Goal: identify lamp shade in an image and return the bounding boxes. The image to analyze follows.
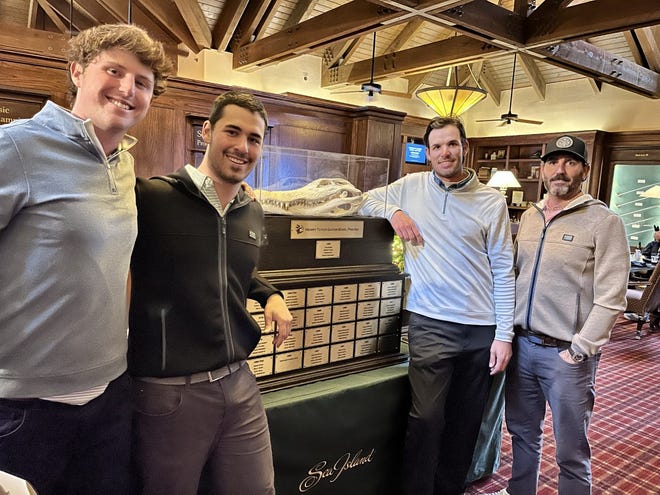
[487,170,521,191]
[416,85,487,117]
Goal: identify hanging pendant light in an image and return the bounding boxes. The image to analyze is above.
[416,65,487,117]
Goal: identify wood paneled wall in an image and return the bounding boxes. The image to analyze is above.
[0,50,408,182]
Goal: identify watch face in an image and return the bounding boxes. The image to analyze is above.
[569,348,586,362]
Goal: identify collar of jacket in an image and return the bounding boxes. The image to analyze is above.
[433,168,476,191]
[154,167,253,209]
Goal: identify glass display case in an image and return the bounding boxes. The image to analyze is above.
[249,145,390,217]
[245,146,406,391]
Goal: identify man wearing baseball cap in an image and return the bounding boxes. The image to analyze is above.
[488,135,630,494]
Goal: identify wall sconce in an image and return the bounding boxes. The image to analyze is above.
[487,170,521,199]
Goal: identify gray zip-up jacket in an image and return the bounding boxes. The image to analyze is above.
[0,101,137,397]
[514,195,629,357]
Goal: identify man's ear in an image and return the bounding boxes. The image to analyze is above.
[69,62,83,88]
[201,120,212,144]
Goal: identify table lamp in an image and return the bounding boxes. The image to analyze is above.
[487,170,521,200]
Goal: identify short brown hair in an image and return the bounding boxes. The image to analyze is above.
[423,116,468,148]
[208,91,268,129]
[68,23,172,100]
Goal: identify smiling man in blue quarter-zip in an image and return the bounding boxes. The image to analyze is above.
[489,135,630,495]
[0,24,171,495]
[128,91,292,495]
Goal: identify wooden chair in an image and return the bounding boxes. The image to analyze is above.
[625,262,660,339]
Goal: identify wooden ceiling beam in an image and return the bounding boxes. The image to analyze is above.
[430,0,525,47]
[518,53,545,100]
[213,0,249,51]
[232,0,272,48]
[233,0,402,70]
[34,0,69,33]
[134,0,201,52]
[473,60,500,106]
[525,0,660,47]
[282,0,318,29]
[322,39,360,68]
[72,0,124,25]
[635,26,660,72]
[321,35,500,87]
[172,0,212,49]
[405,72,427,97]
[538,40,660,98]
[385,18,423,53]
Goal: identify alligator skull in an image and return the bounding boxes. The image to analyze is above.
[256,178,366,216]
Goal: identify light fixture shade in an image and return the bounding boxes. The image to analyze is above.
[416,85,487,117]
[487,170,521,190]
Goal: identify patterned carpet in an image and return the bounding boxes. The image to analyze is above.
[466,317,660,495]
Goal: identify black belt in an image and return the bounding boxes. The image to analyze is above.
[135,361,246,385]
[515,327,570,348]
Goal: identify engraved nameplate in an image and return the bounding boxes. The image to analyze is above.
[357,300,379,320]
[248,356,273,377]
[331,322,356,343]
[358,282,381,300]
[330,342,355,362]
[303,347,330,368]
[251,313,266,331]
[332,303,357,323]
[305,306,332,327]
[307,286,333,306]
[304,326,331,347]
[356,319,378,338]
[290,309,305,330]
[382,280,403,298]
[380,298,402,316]
[282,288,306,308]
[333,284,358,303]
[290,219,364,239]
[275,329,304,352]
[274,351,303,373]
[246,298,261,313]
[251,335,274,357]
[355,337,378,357]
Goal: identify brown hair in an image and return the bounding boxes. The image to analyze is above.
[423,116,468,147]
[68,23,172,100]
[208,91,268,129]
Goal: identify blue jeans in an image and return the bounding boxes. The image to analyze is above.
[505,336,600,495]
[131,364,274,495]
[0,373,131,495]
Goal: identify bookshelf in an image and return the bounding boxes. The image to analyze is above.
[468,131,600,221]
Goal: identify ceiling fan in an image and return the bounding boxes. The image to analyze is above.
[332,32,389,100]
[476,53,543,126]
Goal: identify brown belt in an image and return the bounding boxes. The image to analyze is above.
[135,360,246,385]
[515,327,570,348]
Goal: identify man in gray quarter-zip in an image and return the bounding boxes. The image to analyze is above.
[0,24,171,495]
[128,91,292,495]
[360,116,515,495]
[491,135,630,495]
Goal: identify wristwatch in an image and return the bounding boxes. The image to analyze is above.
[568,347,587,363]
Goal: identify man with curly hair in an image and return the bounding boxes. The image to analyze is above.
[0,24,171,494]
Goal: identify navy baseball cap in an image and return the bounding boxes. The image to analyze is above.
[541,135,588,164]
